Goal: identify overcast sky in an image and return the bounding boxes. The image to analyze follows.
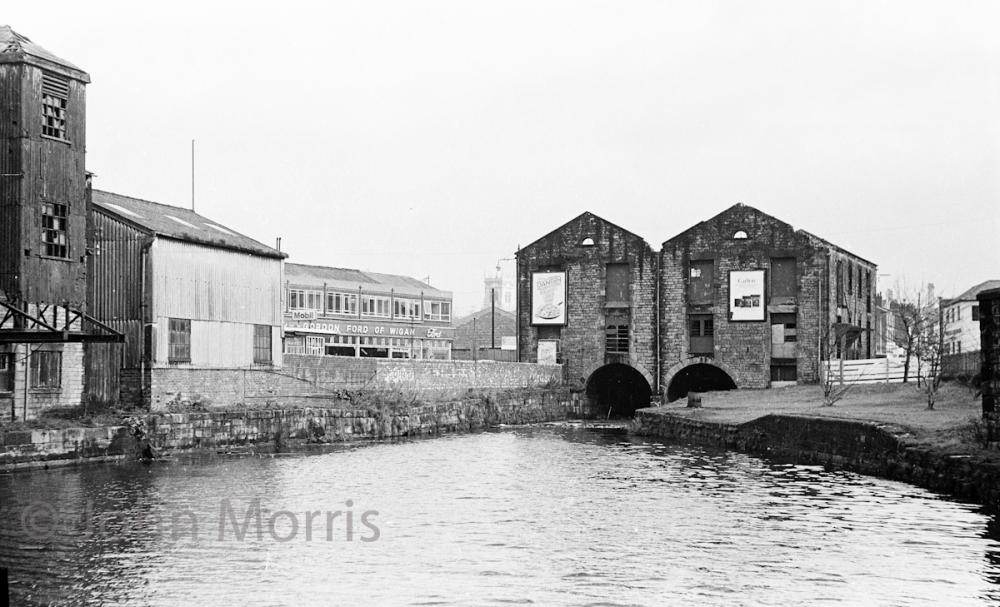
[8,1,999,313]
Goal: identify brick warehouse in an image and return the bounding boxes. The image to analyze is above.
[517,212,658,417]
[517,205,876,415]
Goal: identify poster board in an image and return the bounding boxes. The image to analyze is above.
[531,271,567,325]
[537,340,559,365]
[729,270,766,321]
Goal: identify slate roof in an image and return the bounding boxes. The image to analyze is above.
[947,280,1000,304]
[92,190,285,259]
[0,25,88,78]
[285,263,451,299]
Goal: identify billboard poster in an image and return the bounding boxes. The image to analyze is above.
[729,270,766,321]
[531,271,567,325]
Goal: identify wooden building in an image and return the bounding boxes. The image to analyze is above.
[90,191,286,406]
[283,263,454,360]
[0,27,122,420]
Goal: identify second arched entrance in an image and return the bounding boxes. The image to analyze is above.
[666,363,737,402]
[585,363,652,419]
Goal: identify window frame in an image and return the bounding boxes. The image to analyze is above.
[30,350,62,390]
[41,201,69,258]
[253,324,272,365]
[41,72,70,141]
[167,318,192,363]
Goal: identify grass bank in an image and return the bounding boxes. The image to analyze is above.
[663,382,986,455]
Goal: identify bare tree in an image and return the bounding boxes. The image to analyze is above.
[890,282,938,384]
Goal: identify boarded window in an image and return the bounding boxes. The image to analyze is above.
[771,312,797,359]
[770,258,796,303]
[253,325,272,364]
[30,350,61,389]
[605,263,630,305]
[41,202,69,258]
[688,260,714,305]
[168,318,191,363]
[41,73,69,140]
[689,314,714,355]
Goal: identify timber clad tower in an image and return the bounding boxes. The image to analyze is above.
[0,27,121,420]
[0,25,90,307]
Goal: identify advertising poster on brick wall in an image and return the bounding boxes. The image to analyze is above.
[531,271,567,325]
[729,270,765,321]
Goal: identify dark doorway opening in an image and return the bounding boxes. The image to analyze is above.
[585,363,652,419]
[666,364,737,402]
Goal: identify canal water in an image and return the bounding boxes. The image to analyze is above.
[3,425,1000,606]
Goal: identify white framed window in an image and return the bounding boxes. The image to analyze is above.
[424,301,452,322]
[361,295,391,318]
[289,289,322,311]
[393,298,421,320]
[326,292,358,316]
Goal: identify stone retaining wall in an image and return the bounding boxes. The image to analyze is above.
[634,408,1000,512]
[1,389,581,470]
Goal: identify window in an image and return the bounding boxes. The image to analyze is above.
[0,352,13,392]
[957,341,962,353]
[391,338,412,359]
[847,261,853,294]
[325,334,357,357]
[424,300,452,322]
[770,359,797,382]
[168,318,191,363]
[866,270,872,312]
[690,315,714,355]
[605,263,630,305]
[326,292,358,316]
[361,295,391,318]
[284,336,305,355]
[41,202,69,258]
[770,258,796,303]
[288,289,322,310]
[359,336,391,358]
[771,313,797,359]
[306,336,324,356]
[836,260,844,305]
[30,350,61,389]
[973,305,981,322]
[393,298,421,320]
[253,325,272,364]
[41,73,69,140]
[605,324,629,353]
[688,260,714,305]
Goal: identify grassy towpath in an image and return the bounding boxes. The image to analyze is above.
[656,382,986,454]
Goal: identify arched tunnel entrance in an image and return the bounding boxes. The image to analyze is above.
[666,363,737,402]
[585,363,652,419]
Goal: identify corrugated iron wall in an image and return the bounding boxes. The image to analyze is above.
[88,209,145,367]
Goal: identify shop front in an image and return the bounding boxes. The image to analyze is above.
[284,318,454,360]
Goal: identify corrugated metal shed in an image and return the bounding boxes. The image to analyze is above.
[92,190,285,259]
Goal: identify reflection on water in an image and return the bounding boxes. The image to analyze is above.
[2,426,1000,606]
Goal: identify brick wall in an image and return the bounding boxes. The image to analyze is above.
[144,356,562,411]
[516,212,657,391]
[5,343,85,420]
[660,204,875,392]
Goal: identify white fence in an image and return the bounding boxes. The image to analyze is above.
[822,357,909,384]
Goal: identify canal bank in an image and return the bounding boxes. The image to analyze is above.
[633,407,1000,512]
[0,388,581,471]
